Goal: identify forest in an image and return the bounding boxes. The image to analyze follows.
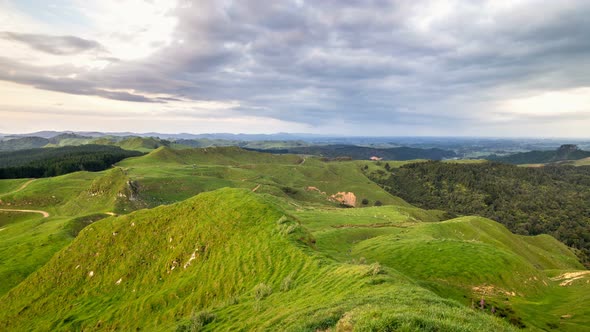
[249,144,457,160]
[486,144,590,164]
[0,145,143,179]
[370,161,590,265]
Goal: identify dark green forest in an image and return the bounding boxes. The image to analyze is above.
[249,144,457,160]
[486,144,590,164]
[0,145,143,179]
[369,161,590,265]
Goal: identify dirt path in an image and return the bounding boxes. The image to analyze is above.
[0,179,36,197]
[0,208,49,218]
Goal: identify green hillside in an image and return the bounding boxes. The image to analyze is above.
[117,147,408,208]
[0,147,405,297]
[1,147,589,331]
[0,188,515,331]
[0,169,135,295]
[293,204,589,331]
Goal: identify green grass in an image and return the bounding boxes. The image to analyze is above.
[0,212,71,295]
[0,169,137,296]
[0,188,515,331]
[118,147,408,208]
[0,147,588,330]
[0,179,31,196]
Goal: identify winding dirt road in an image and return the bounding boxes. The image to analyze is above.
[0,180,49,217]
[0,208,49,218]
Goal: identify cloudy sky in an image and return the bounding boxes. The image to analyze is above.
[1,0,589,136]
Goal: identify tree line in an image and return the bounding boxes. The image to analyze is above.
[0,145,143,179]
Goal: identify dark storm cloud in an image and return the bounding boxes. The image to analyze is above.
[0,32,106,55]
[4,0,590,131]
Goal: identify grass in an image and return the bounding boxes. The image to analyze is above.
[117,147,408,208]
[0,179,31,196]
[0,168,134,296]
[0,146,588,330]
[0,188,515,331]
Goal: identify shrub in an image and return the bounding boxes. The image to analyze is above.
[176,310,216,332]
[254,283,272,300]
[367,262,384,276]
[281,273,295,292]
[374,200,383,206]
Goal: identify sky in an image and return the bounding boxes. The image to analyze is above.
[1,0,589,137]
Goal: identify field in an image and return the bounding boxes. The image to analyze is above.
[0,146,588,331]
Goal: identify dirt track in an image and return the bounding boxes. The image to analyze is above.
[0,179,36,197]
[0,209,49,218]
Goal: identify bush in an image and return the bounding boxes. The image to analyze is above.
[361,198,369,205]
[176,310,216,332]
[281,273,295,292]
[367,262,384,276]
[374,200,383,206]
[254,283,272,300]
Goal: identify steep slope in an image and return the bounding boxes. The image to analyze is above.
[0,188,514,331]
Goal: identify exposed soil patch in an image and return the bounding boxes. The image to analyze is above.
[330,192,356,207]
[550,271,590,286]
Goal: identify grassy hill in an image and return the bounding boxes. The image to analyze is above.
[117,147,408,208]
[0,188,516,331]
[293,205,588,331]
[0,168,138,295]
[1,147,589,330]
[0,147,405,297]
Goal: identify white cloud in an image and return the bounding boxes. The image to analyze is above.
[74,0,179,61]
[497,87,590,117]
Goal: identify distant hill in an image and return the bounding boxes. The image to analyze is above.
[486,144,590,164]
[0,136,49,151]
[249,144,457,160]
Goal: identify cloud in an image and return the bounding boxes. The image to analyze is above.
[0,31,105,55]
[1,0,590,136]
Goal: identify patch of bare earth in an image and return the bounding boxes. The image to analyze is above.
[330,192,357,207]
[550,271,590,286]
[472,285,516,297]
